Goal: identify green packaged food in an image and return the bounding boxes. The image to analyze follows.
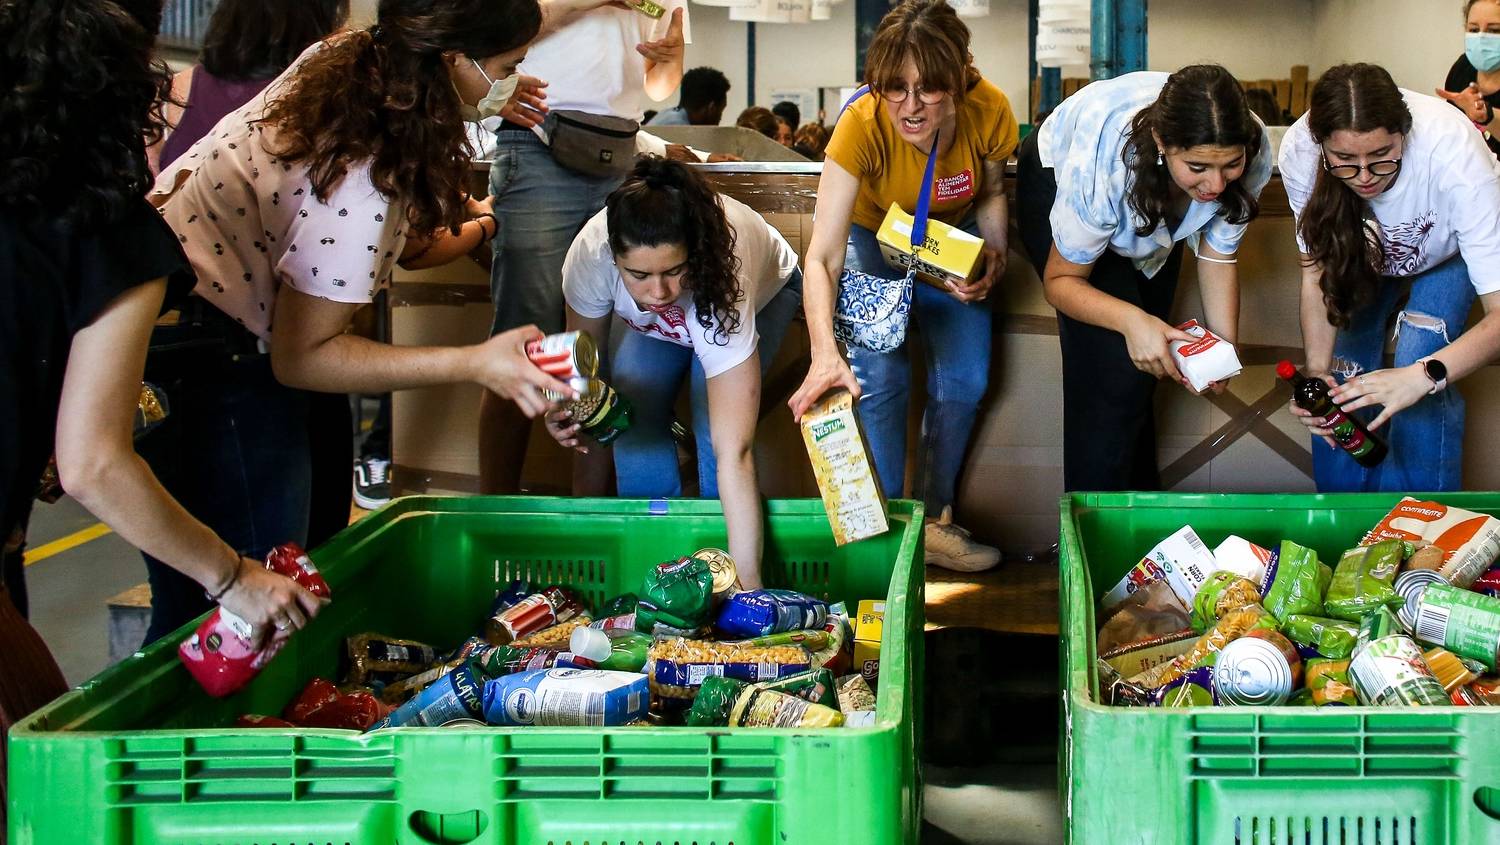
[685,676,844,728]
[1357,606,1405,654]
[1306,658,1358,706]
[1324,539,1404,622]
[1260,541,1327,622]
[635,555,715,632]
[721,630,832,651]
[759,667,838,708]
[601,593,639,617]
[1288,688,1318,706]
[1191,571,1262,632]
[1281,615,1359,660]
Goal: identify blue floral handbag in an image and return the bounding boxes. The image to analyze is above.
[830,87,940,353]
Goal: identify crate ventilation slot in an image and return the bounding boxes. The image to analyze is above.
[1233,815,1419,845]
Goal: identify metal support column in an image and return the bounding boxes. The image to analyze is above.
[1090,0,1147,81]
[747,22,757,107]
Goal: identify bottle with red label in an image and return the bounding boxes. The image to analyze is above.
[1276,360,1388,468]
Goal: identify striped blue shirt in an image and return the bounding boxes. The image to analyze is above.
[1037,71,1273,278]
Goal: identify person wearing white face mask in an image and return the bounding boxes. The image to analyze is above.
[1440,0,1500,159]
[142,0,573,641]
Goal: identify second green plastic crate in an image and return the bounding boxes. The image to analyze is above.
[10,496,925,845]
[1061,492,1500,845]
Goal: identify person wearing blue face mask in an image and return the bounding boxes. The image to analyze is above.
[1441,0,1500,158]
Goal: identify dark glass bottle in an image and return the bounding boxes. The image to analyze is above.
[1276,360,1387,468]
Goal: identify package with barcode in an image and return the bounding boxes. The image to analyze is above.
[1361,498,1500,589]
[1101,525,1219,614]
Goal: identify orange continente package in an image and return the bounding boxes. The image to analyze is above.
[1361,498,1500,589]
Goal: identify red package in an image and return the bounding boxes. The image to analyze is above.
[297,691,386,730]
[486,586,585,645]
[235,714,297,728]
[178,543,333,698]
[284,677,340,723]
[1473,565,1500,599]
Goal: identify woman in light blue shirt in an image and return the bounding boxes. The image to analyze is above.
[1016,65,1272,491]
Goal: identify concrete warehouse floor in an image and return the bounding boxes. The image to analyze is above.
[19,404,1064,844]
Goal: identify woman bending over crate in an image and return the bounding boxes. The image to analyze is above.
[547,157,804,590]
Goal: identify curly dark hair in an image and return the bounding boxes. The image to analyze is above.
[1122,64,1263,237]
[1300,64,1412,329]
[201,0,349,82]
[0,0,174,225]
[256,0,541,237]
[607,157,744,345]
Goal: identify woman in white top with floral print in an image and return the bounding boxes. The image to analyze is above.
[143,0,569,640]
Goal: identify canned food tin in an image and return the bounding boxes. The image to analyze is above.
[571,378,633,445]
[1212,637,1294,706]
[1395,569,1447,633]
[526,331,599,380]
[1412,583,1500,671]
[625,0,665,17]
[693,548,742,603]
[1349,634,1450,706]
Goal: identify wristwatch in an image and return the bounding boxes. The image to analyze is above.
[1418,357,1448,395]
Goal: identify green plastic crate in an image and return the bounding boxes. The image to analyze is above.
[1060,492,1500,845]
[10,496,925,845]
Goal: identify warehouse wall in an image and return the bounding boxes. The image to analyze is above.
[1312,0,1465,92]
[343,0,1463,122]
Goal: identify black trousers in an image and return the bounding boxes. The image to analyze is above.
[1015,131,1184,493]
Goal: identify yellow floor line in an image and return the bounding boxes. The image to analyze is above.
[23,522,114,566]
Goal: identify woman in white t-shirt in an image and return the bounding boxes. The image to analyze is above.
[144,0,572,640]
[552,158,802,588]
[1281,62,1500,492]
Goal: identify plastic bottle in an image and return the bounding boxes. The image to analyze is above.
[570,627,650,673]
[1276,361,1387,468]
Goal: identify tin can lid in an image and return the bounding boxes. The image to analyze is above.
[1396,569,1448,632]
[1214,637,1293,706]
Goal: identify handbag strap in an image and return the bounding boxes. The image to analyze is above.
[835,85,941,253]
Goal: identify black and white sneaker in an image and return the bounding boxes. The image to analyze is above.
[352,457,392,510]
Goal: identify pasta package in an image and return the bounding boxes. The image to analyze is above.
[646,638,811,699]
[1128,605,1277,690]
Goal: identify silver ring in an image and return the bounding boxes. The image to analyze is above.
[1358,375,1367,385]
[275,619,290,631]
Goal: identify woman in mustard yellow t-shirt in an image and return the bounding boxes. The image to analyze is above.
[788,0,1017,572]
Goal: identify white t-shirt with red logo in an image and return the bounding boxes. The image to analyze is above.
[562,195,799,379]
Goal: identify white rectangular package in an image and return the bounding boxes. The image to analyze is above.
[1170,319,1242,393]
[1100,525,1219,613]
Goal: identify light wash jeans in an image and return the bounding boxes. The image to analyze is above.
[611,271,804,497]
[843,222,992,512]
[1313,253,1474,492]
[488,130,623,335]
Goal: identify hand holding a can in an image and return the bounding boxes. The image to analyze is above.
[473,326,577,418]
[544,407,590,454]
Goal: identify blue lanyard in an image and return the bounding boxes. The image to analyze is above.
[836,85,941,252]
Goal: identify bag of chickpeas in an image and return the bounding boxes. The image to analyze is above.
[646,638,812,699]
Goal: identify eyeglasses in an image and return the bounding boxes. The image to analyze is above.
[1322,157,1402,180]
[879,85,946,105]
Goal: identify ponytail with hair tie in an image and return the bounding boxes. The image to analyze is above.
[606,156,745,345]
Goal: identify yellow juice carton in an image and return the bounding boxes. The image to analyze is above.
[874,204,984,289]
[853,599,885,689]
[800,390,889,546]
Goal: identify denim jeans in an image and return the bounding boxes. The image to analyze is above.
[611,271,804,497]
[843,224,992,513]
[1313,253,1475,493]
[137,308,349,643]
[489,130,625,335]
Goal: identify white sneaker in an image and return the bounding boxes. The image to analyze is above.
[924,506,1001,572]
